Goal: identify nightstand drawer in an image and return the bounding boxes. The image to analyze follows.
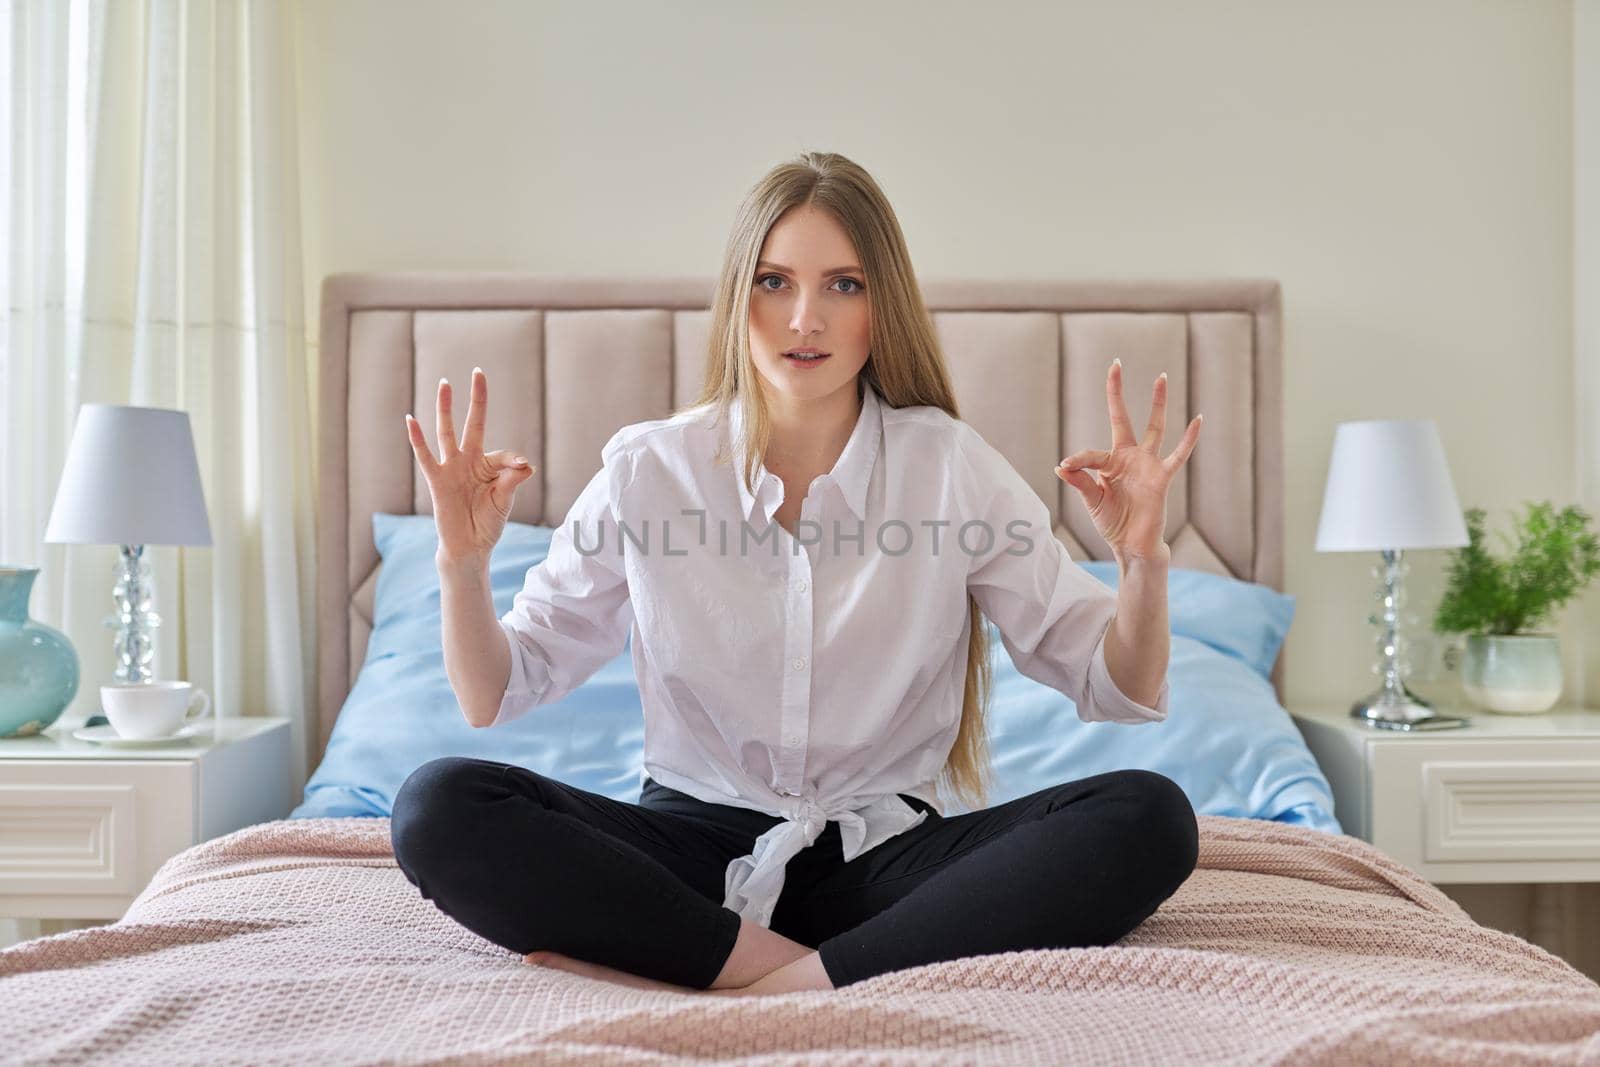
[1422,760,1600,863]
[0,761,195,913]
[1371,739,1600,881]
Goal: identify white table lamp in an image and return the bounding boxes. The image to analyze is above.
[43,405,212,685]
[1314,419,1470,730]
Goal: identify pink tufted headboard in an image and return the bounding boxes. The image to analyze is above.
[315,273,1283,762]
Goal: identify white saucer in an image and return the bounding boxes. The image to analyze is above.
[72,721,210,746]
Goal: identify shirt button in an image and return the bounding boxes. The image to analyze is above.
[786,735,801,746]
[794,579,807,593]
[792,657,805,671]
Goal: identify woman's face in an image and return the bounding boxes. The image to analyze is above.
[747,205,872,405]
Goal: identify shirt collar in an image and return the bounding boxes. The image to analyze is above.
[727,381,882,527]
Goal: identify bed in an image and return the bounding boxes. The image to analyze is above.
[4,273,1598,1065]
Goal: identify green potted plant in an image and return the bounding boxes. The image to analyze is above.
[1433,502,1600,713]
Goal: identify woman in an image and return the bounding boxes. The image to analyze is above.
[391,151,1203,998]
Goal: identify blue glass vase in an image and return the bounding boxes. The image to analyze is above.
[0,566,80,737]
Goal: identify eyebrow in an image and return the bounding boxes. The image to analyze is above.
[756,260,864,277]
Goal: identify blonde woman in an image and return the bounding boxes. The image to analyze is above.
[391,151,1203,997]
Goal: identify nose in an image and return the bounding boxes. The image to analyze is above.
[788,288,825,338]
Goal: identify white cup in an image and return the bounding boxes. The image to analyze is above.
[100,681,213,739]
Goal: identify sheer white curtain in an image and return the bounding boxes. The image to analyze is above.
[2,0,316,945]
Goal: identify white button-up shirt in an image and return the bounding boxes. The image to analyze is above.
[494,382,1169,927]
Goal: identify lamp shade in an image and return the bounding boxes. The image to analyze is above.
[1314,419,1468,552]
[43,404,213,546]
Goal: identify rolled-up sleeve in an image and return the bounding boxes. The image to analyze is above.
[956,424,1169,724]
[491,434,635,728]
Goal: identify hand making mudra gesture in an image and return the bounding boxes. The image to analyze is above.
[1055,359,1203,567]
[404,367,537,566]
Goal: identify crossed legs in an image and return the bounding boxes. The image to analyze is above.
[390,758,1199,994]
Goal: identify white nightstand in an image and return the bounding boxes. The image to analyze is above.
[1288,702,1600,884]
[0,715,294,921]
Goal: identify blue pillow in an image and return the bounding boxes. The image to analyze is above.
[1076,560,1296,680]
[294,514,1339,837]
[292,514,647,819]
[969,617,1338,833]
[992,562,1331,832]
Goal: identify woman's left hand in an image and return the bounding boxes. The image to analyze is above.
[1055,360,1202,566]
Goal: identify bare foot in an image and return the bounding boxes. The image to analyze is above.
[523,950,703,995]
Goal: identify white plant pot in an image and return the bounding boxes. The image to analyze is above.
[1460,633,1563,713]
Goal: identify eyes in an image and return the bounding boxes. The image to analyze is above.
[754,274,866,296]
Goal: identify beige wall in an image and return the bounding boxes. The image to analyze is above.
[1578,0,1599,711]
[294,0,1579,710]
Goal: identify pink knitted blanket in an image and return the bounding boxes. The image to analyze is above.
[3,814,1597,1065]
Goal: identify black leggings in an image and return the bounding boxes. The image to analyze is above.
[389,757,1199,990]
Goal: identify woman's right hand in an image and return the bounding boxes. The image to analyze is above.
[405,367,537,568]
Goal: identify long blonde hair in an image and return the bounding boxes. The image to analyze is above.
[681,150,995,812]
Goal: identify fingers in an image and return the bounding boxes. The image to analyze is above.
[487,451,538,513]
[1058,465,1105,512]
[461,366,487,455]
[435,377,459,461]
[1162,414,1204,475]
[1106,359,1136,448]
[484,448,534,472]
[1142,372,1168,451]
[404,413,439,477]
[1057,448,1111,473]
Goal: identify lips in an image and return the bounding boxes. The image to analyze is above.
[783,350,831,362]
